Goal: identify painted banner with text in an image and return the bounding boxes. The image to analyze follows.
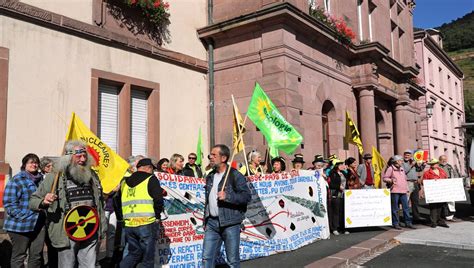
[154,170,330,267]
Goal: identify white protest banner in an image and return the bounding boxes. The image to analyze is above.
[344,189,392,228]
[154,170,330,267]
[424,178,467,203]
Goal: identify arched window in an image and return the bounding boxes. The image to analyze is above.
[322,101,335,158]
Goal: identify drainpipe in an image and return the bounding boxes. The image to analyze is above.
[208,0,215,147]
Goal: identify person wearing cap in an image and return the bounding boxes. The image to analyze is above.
[357,153,375,189]
[115,158,164,267]
[308,155,323,170]
[345,157,361,189]
[292,154,305,170]
[328,160,349,235]
[383,155,415,230]
[271,157,286,174]
[420,158,449,228]
[402,150,423,222]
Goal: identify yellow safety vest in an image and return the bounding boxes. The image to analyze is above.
[121,175,156,227]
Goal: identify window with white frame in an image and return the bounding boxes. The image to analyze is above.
[98,83,119,152]
[131,89,149,156]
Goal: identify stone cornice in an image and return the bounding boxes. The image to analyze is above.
[414,30,464,78]
[0,0,208,73]
[198,2,418,80]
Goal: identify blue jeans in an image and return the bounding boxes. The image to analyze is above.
[120,222,158,268]
[391,193,411,226]
[202,217,241,268]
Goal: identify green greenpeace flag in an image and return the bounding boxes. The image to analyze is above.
[247,83,303,157]
[196,127,203,166]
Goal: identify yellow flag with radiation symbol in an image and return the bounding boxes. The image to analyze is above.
[65,113,129,193]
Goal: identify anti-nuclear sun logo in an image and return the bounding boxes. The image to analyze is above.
[86,146,100,167]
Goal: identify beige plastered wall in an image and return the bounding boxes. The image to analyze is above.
[20,0,208,60]
[0,16,208,173]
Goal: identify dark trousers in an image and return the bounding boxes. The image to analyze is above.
[120,222,158,268]
[429,203,446,226]
[329,196,344,232]
[409,182,421,220]
[8,227,45,268]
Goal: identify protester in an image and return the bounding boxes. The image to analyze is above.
[357,153,375,188]
[157,158,169,173]
[271,156,286,174]
[309,155,324,170]
[204,154,214,176]
[292,153,305,171]
[420,158,449,228]
[183,152,203,178]
[325,154,337,177]
[240,150,264,176]
[39,156,58,268]
[328,160,349,235]
[167,154,185,175]
[29,140,107,267]
[345,157,361,189]
[202,144,251,268]
[312,157,327,180]
[401,150,423,222]
[4,153,45,268]
[114,158,164,268]
[383,155,415,230]
[439,155,459,221]
[39,156,54,176]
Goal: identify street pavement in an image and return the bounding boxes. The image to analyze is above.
[363,244,474,268]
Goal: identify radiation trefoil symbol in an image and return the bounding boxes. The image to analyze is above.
[64,205,99,241]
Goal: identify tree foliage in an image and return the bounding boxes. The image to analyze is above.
[437,11,474,52]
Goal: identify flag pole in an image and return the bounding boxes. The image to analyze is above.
[220,106,248,192]
[51,112,75,194]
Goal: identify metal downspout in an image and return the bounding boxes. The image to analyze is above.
[208,0,215,147]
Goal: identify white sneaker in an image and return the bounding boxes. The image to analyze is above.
[332,230,340,236]
[344,231,350,235]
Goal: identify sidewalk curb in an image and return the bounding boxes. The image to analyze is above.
[304,230,402,268]
[396,237,474,250]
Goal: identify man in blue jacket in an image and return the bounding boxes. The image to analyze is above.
[202,144,251,268]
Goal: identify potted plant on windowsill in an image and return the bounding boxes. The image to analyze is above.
[125,0,170,26]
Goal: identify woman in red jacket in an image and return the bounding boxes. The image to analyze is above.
[421,158,449,228]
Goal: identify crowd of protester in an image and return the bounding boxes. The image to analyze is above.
[2,141,463,267]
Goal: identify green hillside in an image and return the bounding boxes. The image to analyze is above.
[438,11,474,52]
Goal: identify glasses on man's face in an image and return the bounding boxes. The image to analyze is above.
[189,157,197,160]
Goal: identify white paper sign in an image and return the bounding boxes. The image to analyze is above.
[424,178,467,203]
[344,189,392,228]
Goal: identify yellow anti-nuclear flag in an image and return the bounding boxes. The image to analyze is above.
[66,113,129,193]
[232,95,246,153]
[345,111,364,155]
[372,146,386,189]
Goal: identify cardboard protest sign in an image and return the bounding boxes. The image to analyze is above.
[424,178,467,203]
[344,189,392,228]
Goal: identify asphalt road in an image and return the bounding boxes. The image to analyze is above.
[363,244,474,268]
[241,226,387,268]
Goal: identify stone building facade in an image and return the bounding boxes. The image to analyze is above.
[414,29,465,173]
[199,0,424,164]
[0,0,209,174]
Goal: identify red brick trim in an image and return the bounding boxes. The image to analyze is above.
[91,69,160,160]
[0,0,207,73]
[0,47,9,168]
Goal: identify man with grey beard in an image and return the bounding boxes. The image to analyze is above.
[29,140,107,268]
